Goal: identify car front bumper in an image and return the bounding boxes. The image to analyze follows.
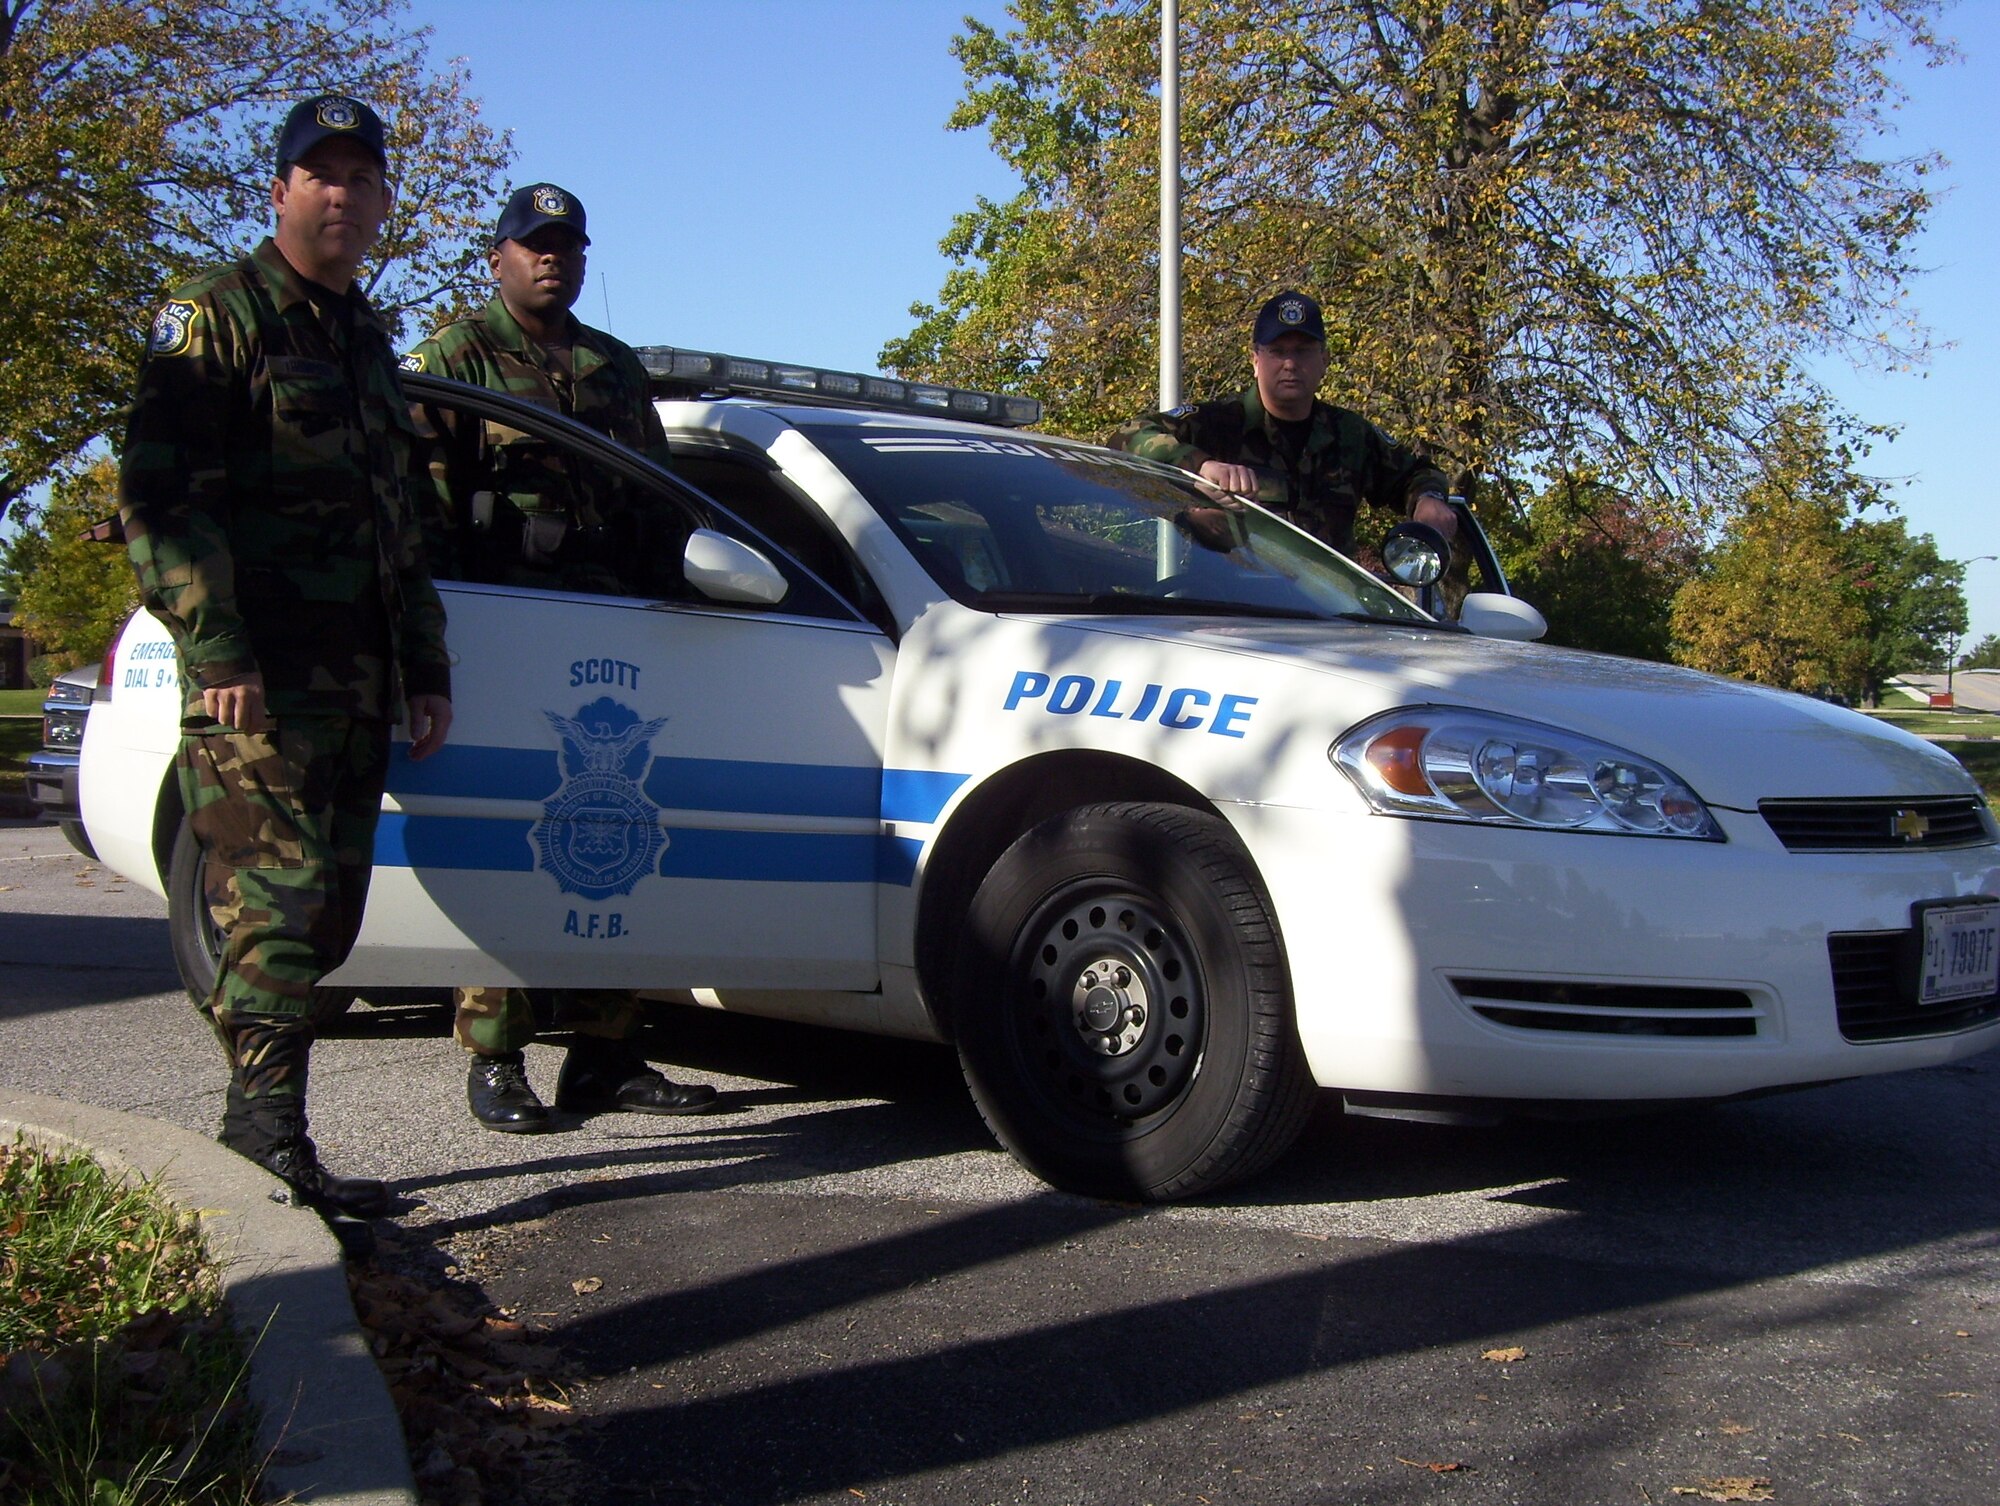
[26,749,81,822]
[1225,800,2000,1104]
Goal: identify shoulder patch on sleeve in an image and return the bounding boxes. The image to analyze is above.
[400,351,426,373]
[1167,403,1197,419]
[148,300,199,357]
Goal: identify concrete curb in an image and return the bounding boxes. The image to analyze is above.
[0,1089,416,1506]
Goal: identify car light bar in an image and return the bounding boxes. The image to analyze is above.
[632,346,1042,429]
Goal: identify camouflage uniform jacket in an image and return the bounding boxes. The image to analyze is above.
[1109,387,1449,555]
[403,298,676,591]
[119,237,451,725]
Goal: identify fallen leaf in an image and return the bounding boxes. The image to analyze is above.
[1670,1477,1773,1502]
[1718,1420,1754,1436]
[1396,1457,1467,1473]
[570,1276,603,1295]
[1481,1347,1528,1363]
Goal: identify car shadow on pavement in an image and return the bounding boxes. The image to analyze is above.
[395,1092,1004,1240]
[453,1172,1990,1506]
[346,1006,1996,1503]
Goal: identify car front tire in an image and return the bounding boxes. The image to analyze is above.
[951,801,1314,1200]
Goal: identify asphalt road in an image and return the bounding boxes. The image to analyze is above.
[3,816,1995,1505]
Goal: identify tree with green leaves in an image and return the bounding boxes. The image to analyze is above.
[6,457,134,672]
[1668,408,1964,700]
[0,0,514,521]
[1843,515,1966,692]
[888,0,1946,539]
[1491,478,1699,660]
[1958,634,2000,672]
[1670,492,1869,699]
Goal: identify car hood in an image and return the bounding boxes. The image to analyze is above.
[1088,618,1978,807]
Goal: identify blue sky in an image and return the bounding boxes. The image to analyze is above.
[414,0,1995,648]
[414,0,1021,372]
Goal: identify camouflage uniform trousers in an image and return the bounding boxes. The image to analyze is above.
[453,986,644,1056]
[177,715,390,1102]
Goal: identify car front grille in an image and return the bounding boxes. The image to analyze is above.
[1760,796,1994,852]
[1828,931,2000,1042]
[1451,978,1761,1037]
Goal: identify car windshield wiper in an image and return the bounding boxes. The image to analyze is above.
[1082,594,1324,620]
[1333,609,1466,631]
[977,589,1328,620]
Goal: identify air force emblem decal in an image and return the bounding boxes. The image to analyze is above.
[149,301,198,356]
[532,696,668,901]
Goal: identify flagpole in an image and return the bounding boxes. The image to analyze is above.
[1159,0,1181,409]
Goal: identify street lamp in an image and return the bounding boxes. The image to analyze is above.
[1946,554,1998,705]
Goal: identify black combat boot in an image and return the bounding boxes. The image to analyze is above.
[467,1051,552,1133]
[221,1082,393,1218]
[553,1036,719,1116]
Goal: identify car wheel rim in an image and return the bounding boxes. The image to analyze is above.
[1009,881,1207,1125]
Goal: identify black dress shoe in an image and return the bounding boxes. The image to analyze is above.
[467,1052,552,1133]
[249,1135,393,1219]
[554,1041,720,1116]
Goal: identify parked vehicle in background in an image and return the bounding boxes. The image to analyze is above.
[28,664,99,858]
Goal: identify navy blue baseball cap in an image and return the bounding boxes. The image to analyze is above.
[1253,290,1325,345]
[493,183,590,247]
[274,94,388,175]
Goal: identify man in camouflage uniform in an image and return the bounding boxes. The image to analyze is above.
[119,96,453,1224]
[404,181,717,1133]
[1109,290,1457,557]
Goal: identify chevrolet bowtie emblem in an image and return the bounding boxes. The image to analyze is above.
[1890,807,1929,843]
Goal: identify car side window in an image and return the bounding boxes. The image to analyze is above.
[667,448,894,632]
[410,392,862,624]
[410,395,699,600]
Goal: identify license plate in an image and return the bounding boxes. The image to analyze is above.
[1917,901,1999,1006]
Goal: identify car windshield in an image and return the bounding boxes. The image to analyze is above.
[799,424,1434,623]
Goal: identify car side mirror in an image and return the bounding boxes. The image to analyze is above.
[1380,521,1450,588]
[1460,591,1548,641]
[683,529,789,606]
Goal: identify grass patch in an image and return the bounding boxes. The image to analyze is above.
[0,1138,268,1506]
[0,687,47,715]
[1952,742,2000,804]
[1866,707,2000,739]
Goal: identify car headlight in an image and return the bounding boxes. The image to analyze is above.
[1331,708,1721,839]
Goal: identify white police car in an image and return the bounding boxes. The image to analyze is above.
[78,352,2000,1200]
